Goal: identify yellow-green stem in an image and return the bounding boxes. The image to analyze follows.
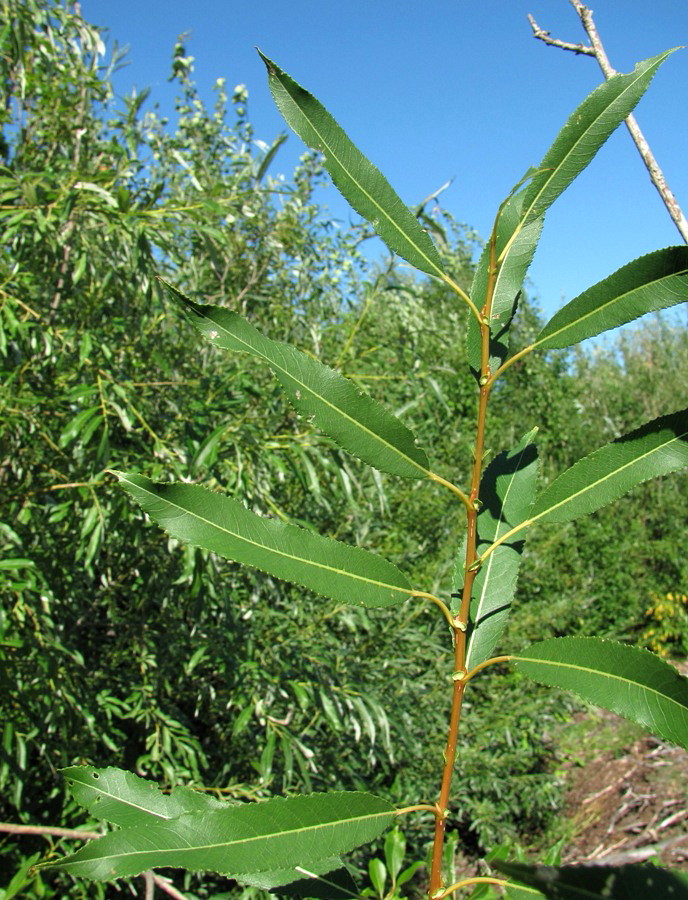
[478,517,532,566]
[428,471,472,509]
[440,274,482,322]
[394,803,440,817]
[435,876,509,898]
[412,591,455,630]
[488,340,536,386]
[465,655,512,683]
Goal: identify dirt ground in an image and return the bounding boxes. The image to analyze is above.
[558,665,688,869]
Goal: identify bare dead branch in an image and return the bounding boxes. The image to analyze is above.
[592,833,688,866]
[527,14,594,55]
[582,765,638,805]
[0,822,101,840]
[151,876,193,900]
[527,2,688,243]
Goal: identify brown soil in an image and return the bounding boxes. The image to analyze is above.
[558,664,688,869]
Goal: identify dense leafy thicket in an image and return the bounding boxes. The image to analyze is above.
[1,2,686,896]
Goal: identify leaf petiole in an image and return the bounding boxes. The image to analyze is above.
[433,876,510,898]
[464,655,513,684]
[440,273,482,322]
[428,472,472,509]
[411,591,456,631]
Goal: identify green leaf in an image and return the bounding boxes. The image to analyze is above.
[245,861,361,899]
[115,473,413,608]
[58,406,102,448]
[396,861,424,889]
[534,246,688,351]
[529,408,688,525]
[258,51,445,278]
[514,638,688,749]
[0,558,35,570]
[61,766,226,828]
[462,430,539,670]
[192,422,230,473]
[238,857,343,891]
[502,887,546,900]
[1,851,43,900]
[468,190,544,372]
[166,285,431,479]
[520,50,675,225]
[368,857,387,896]
[255,131,288,183]
[494,861,688,899]
[44,790,395,881]
[384,826,405,881]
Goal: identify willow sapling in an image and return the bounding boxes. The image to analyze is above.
[41,47,688,899]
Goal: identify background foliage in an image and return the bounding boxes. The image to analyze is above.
[1,1,686,895]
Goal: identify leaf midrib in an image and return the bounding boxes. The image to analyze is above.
[521,58,662,226]
[272,75,443,278]
[517,653,688,716]
[532,426,687,522]
[536,264,688,348]
[65,807,391,867]
[209,311,430,479]
[126,478,411,596]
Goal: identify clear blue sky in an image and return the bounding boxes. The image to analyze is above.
[88,1,687,319]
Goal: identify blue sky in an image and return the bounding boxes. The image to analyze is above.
[88,1,687,320]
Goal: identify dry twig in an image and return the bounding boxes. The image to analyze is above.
[528,1,688,243]
[582,764,637,805]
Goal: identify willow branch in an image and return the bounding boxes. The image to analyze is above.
[528,4,688,244]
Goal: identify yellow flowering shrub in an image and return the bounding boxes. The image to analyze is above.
[642,592,688,657]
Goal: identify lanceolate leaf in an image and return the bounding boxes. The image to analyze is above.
[480,410,688,562]
[515,638,688,749]
[255,131,288,183]
[44,791,395,881]
[534,246,688,350]
[459,430,539,670]
[62,766,226,829]
[468,191,544,373]
[164,283,431,479]
[495,860,688,899]
[520,51,674,226]
[529,408,688,525]
[258,51,445,278]
[115,473,413,608]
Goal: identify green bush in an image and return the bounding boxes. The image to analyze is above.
[3,3,688,898]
